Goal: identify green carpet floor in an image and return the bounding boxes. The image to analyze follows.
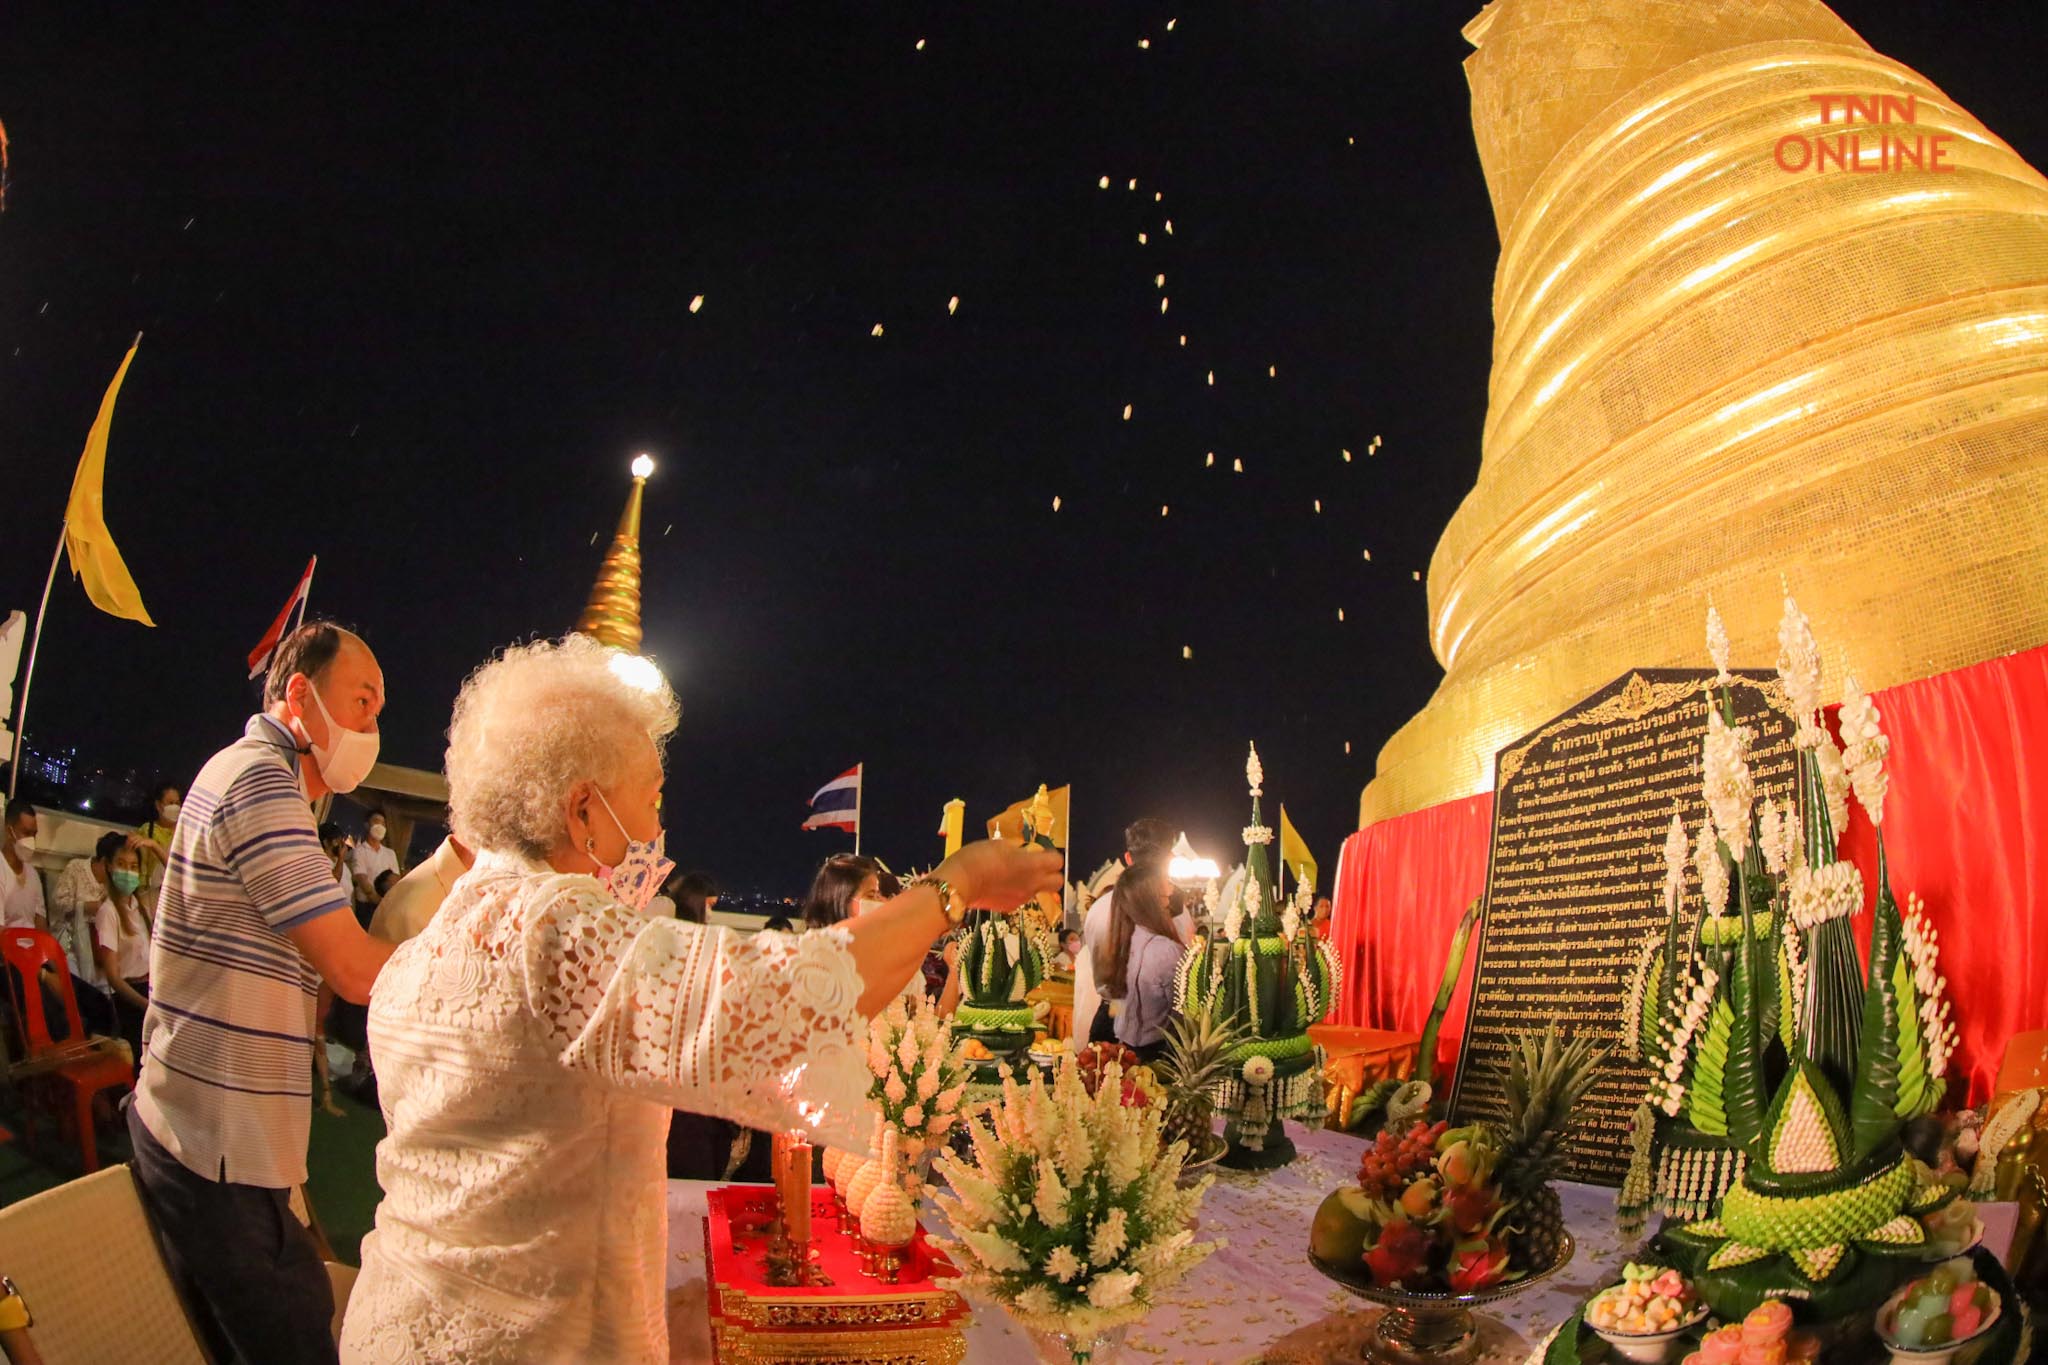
[305,1084,388,1264]
[0,1078,388,1268]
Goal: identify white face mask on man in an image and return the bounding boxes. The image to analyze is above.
[368,821,387,842]
[301,683,381,794]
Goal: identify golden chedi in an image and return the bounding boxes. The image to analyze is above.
[574,453,654,653]
[1362,0,2048,828]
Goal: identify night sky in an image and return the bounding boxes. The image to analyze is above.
[4,3,2045,894]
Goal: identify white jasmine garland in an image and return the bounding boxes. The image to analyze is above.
[1786,861,1863,931]
[1701,708,1756,861]
[1776,593,1825,746]
[1900,896,1957,1082]
[1758,800,1789,876]
[1695,821,1729,918]
[1662,810,1688,912]
[1812,737,1850,848]
[1837,675,1891,829]
[1242,1054,1275,1086]
[1658,963,1719,1116]
[1245,742,1264,796]
[1242,824,1273,845]
[1782,916,1808,1035]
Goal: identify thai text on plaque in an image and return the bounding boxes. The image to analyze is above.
[1447,669,1797,1184]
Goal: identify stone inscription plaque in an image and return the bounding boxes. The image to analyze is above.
[1447,669,1797,1185]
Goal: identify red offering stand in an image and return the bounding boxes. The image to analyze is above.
[703,1185,970,1364]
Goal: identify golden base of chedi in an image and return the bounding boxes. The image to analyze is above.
[1362,0,2048,828]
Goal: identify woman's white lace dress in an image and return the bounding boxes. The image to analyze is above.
[339,850,872,1364]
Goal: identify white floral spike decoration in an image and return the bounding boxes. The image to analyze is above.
[931,1060,1220,1341]
[1701,706,1756,862]
[1706,599,1733,686]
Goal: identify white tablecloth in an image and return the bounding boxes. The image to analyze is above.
[664,1121,1636,1363]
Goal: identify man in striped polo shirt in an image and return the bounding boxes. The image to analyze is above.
[128,622,398,1365]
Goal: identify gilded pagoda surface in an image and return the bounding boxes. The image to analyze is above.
[1362,0,2048,828]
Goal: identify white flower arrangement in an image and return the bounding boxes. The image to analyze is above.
[1241,823,1274,846]
[1245,742,1264,797]
[1837,674,1891,829]
[866,994,971,1151]
[1701,707,1756,861]
[1242,1054,1275,1086]
[931,1060,1221,1342]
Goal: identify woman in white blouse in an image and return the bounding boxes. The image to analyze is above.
[340,635,1058,1364]
[87,833,154,1061]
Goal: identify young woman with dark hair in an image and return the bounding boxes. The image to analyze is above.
[800,854,880,929]
[1095,861,1181,1063]
[88,831,153,1063]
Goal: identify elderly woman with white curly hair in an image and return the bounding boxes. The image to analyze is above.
[340,635,1060,1364]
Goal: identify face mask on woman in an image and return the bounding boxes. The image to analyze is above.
[589,788,675,913]
[851,897,886,919]
[158,801,181,826]
[111,869,142,896]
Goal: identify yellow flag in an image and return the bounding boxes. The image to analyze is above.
[986,784,1071,849]
[1279,805,1317,891]
[937,798,965,857]
[63,337,154,626]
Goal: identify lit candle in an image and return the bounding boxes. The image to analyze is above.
[786,1134,813,1249]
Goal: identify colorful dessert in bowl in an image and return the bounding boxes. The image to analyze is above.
[1587,1263,1708,1361]
[1876,1258,2001,1363]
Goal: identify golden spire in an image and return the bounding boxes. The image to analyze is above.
[575,454,653,652]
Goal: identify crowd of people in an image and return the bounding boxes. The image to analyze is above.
[2,621,1062,1364]
[0,615,1323,1365]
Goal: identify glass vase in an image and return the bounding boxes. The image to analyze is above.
[1025,1322,1130,1364]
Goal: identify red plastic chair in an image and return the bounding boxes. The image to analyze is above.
[0,927,134,1172]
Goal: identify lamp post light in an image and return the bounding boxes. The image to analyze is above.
[1168,832,1220,931]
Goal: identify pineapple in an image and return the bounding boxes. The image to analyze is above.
[1493,1023,1607,1270]
[1156,999,1250,1156]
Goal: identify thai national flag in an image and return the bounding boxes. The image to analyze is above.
[803,764,861,833]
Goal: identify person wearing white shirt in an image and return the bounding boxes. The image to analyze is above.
[1073,817,1183,1047]
[89,834,153,1062]
[0,801,47,934]
[348,810,401,925]
[50,840,122,1037]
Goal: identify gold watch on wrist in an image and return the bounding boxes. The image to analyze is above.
[0,1275,31,1332]
[912,873,969,926]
